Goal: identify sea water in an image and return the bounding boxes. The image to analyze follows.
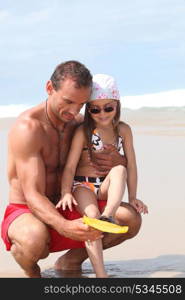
[41,255,185,278]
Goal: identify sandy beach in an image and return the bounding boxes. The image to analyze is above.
[0,107,185,278]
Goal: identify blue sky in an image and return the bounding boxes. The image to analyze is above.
[0,0,185,106]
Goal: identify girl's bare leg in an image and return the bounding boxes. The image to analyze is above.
[55,202,142,271]
[73,187,108,277]
[98,165,127,218]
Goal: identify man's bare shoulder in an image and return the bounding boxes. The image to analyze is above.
[9,113,44,154]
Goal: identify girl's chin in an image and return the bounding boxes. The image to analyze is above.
[95,119,113,126]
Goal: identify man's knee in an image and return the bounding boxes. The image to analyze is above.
[127,212,142,238]
[85,207,101,219]
[116,203,142,238]
[11,223,50,260]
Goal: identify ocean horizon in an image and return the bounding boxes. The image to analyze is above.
[0,105,185,119]
[0,88,185,118]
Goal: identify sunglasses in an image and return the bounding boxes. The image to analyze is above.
[89,104,116,114]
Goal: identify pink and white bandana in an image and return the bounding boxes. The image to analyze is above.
[89,74,120,102]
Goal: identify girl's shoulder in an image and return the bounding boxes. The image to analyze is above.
[118,121,132,137]
[73,123,86,139]
[76,123,85,131]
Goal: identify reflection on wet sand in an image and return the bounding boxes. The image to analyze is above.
[41,268,89,278]
[41,255,185,278]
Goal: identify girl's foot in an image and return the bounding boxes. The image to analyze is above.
[99,215,115,224]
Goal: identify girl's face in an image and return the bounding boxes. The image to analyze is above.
[88,99,118,127]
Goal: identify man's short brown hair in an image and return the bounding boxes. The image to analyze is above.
[50,60,92,90]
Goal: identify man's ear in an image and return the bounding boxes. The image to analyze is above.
[46,80,54,96]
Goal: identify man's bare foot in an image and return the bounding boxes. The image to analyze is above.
[54,254,82,271]
[25,264,41,278]
[96,274,109,278]
[54,249,88,271]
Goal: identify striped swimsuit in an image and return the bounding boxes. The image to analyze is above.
[73,130,124,195]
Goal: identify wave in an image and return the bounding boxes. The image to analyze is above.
[0,104,32,118]
[0,89,185,117]
[122,89,185,109]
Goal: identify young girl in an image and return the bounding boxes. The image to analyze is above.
[56,74,148,277]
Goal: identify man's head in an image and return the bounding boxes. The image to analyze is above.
[46,60,92,123]
[50,60,92,90]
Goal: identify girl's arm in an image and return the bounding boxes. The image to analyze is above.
[119,123,137,201]
[60,125,85,197]
[119,123,148,214]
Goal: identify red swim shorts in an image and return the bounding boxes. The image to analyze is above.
[1,201,106,253]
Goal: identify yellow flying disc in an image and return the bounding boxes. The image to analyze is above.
[83,216,129,234]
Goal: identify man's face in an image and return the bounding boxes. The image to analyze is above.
[47,78,91,123]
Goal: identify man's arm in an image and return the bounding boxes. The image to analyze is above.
[10,118,102,241]
[90,144,127,175]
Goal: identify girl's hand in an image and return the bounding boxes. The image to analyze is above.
[129,198,148,214]
[56,193,78,211]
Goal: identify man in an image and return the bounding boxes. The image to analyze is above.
[1,61,144,277]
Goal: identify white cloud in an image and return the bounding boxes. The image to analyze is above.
[0,8,50,26]
[22,9,50,24]
[0,10,11,22]
[103,0,185,45]
[0,0,184,102]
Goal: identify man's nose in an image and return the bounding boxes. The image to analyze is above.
[69,105,81,115]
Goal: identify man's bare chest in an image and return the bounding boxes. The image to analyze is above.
[42,129,73,172]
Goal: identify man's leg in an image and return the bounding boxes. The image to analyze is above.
[8,213,50,277]
[55,202,142,270]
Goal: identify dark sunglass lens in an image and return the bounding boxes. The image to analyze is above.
[104,106,114,113]
[90,108,101,114]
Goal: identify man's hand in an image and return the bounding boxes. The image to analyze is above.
[90,144,127,176]
[60,218,104,242]
[129,198,148,214]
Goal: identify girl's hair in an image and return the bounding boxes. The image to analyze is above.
[83,100,121,158]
